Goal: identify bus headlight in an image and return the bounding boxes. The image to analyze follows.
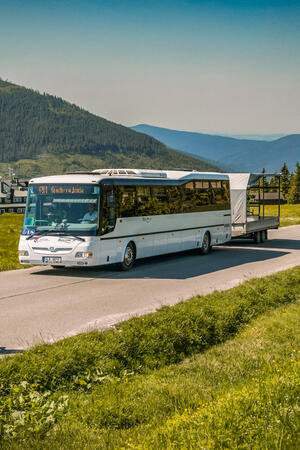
[19,250,29,256]
[75,252,93,258]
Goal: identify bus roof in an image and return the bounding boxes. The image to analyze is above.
[29,169,229,184]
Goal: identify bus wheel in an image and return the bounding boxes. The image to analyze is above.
[200,232,211,255]
[120,242,136,271]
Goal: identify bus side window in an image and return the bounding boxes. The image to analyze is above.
[118,186,137,218]
[209,180,230,210]
[211,181,223,207]
[182,182,196,213]
[222,180,231,209]
[151,186,170,215]
[136,186,151,216]
[166,186,182,213]
[210,181,217,204]
[194,181,210,209]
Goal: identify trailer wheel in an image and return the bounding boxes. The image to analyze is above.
[119,242,136,271]
[253,231,262,244]
[260,230,267,242]
[200,232,211,255]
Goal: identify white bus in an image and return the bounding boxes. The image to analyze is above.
[18,169,231,270]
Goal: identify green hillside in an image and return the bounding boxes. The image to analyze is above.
[0,80,219,176]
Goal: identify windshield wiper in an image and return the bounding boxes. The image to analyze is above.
[26,230,50,240]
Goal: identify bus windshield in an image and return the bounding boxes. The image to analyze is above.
[22,184,100,236]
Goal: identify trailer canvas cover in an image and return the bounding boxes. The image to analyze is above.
[228,173,263,224]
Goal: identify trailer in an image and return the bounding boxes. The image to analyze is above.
[228,173,280,243]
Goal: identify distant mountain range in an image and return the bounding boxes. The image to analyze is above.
[224,134,286,141]
[0,80,219,177]
[132,124,300,173]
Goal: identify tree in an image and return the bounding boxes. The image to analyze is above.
[287,163,300,204]
[260,168,269,188]
[280,162,290,198]
[269,171,279,193]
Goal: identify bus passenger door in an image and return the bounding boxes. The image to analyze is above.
[101,186,116,235]
[100,186,118,263]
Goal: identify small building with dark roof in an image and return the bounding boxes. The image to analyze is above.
[252,192,286,205]
[0,179,28,214]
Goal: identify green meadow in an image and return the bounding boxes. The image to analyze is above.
[264,203,300,227]
[0,267,299,448]
[0,214,25,271]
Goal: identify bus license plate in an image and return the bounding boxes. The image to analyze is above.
[42,256,62,264]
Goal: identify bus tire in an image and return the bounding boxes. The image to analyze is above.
[119,242,136,271]
[200,232,211,255]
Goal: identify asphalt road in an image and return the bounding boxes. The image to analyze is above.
[1,225,299,354]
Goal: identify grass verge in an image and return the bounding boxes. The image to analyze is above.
[0,267,299,447]
[48,300,299,449]
[0,214,26,271]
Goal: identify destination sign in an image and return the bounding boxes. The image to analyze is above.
[38,185,85,195]
[35,184,90,195]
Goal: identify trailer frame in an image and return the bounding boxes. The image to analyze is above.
[229,173,281,243]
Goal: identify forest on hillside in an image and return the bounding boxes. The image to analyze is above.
[0,80,219,176]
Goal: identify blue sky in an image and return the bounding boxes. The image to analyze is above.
[1,0,300,133]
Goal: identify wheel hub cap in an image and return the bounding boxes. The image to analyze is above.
[124,247,133,265]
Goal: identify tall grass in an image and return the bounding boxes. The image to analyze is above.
[60,301,299,450]
[0,267,299,447]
